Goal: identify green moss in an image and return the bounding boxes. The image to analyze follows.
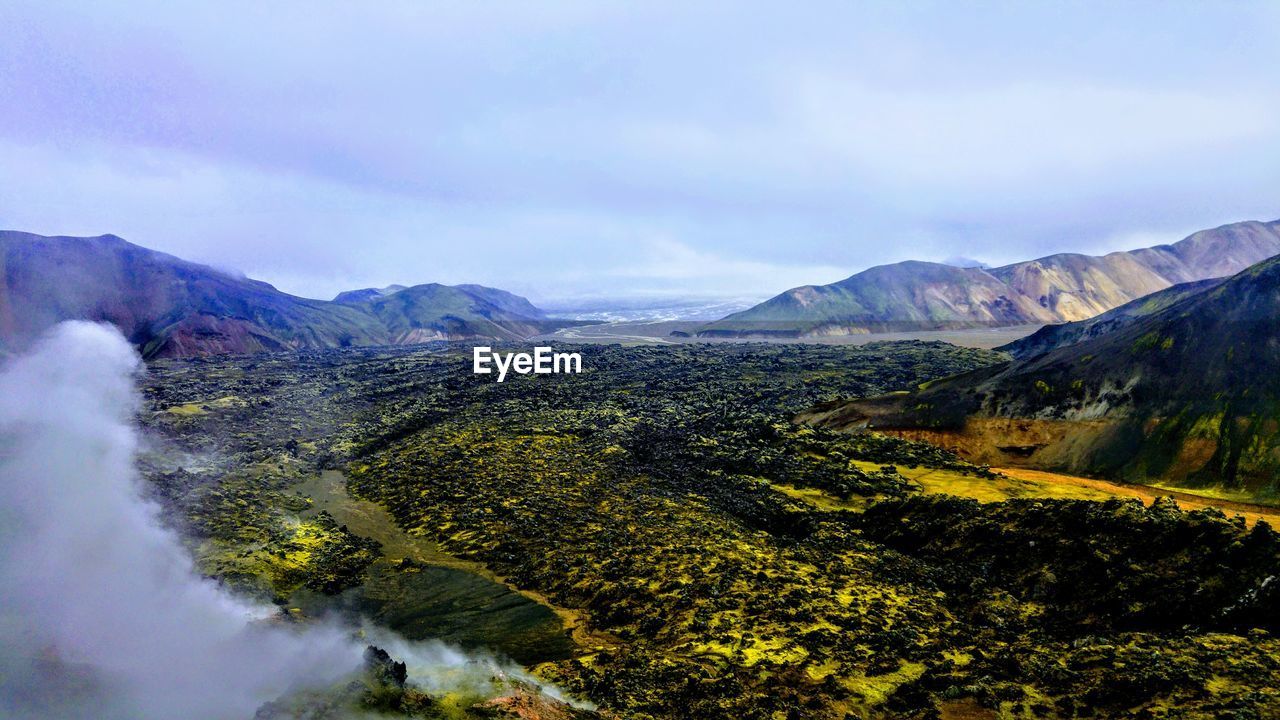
[141,342,1280,720]
[1131,331,1174,353]
[163,394,247,415]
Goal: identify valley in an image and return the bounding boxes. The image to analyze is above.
[289,470,582,665]
[8,223,1280,718]
[6,6,1279,717]
[137,339,1280,719]
[541,320,1037,349]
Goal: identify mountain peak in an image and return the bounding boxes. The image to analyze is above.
[332,284,408,305]
[1,232,566,358]
[699,219,1280,338]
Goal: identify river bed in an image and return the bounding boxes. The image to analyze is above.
[289,471,578,665]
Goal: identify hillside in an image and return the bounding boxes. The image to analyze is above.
[999,277,1224,359]
[700,219,1280,337]
[799,254,1280,497]
[350,283,555,343]
[331,284,407,305]
[700,261,1054,337]
[0,232,565,358]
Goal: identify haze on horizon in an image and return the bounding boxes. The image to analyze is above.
[1,1,1278,303]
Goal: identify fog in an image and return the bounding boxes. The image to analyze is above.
[0,322,558,719]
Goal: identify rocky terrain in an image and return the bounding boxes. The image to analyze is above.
[140,340,1280,718]
[699,219,1280,337]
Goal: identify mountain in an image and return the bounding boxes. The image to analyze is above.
[798,254,1280,496]
[998,277,1225,359]
[452,284,546,319]
[942,255,990,269]
[343,283,554,343]
[699,220,1280,337]
[0,231,566,358]
[0,231,387,358]
[334,283,547,336]
[701,261,1055,337]
[332,284,407,305]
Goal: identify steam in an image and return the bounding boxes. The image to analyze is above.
[0,323,563,719]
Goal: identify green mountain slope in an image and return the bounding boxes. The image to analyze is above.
[701,219,1280,337]
[0,231,562,358]
[799,254,1280,497]
[453,284,546,319]
[331,285,407,305]
[352,283,555,343]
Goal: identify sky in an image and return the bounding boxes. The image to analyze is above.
[1,1,1278,303]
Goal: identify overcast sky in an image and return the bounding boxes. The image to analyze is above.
[1,1,1278,302]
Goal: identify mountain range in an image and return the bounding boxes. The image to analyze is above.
[698,220,1280,337]
[7,219,1280,362]
[798,252,1280,497]
[0,231,572,358]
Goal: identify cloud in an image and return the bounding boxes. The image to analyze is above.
[784,80,1279,190]
[601,236,848,292]
[0,1,1277,299]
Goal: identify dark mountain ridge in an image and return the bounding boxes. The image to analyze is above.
[999,277,1226,359]
[0,231,570,358]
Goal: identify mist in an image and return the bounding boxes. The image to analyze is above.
[0,322,560,719]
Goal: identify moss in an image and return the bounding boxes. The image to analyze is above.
[141,343,1280,720]
[164,395,247,415]
[843,660,926,707]
[1131,331,1175,353]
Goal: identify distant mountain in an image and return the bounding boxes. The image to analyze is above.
[332,285,407,305]
[798,254,1280,496]
[343,283,553,343]
[701,261,1052,337]
[0,231,386,358]
[942,256,990,269]
[540,296,761,323]
[0,231,568,358]
[334,284,545,321]
[699,220,1280,337]
[452,284,546,320]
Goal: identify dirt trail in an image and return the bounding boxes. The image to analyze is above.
[994,466,1280,528]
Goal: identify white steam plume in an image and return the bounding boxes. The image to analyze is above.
[0,322,564,719]
[0,322,362,717]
